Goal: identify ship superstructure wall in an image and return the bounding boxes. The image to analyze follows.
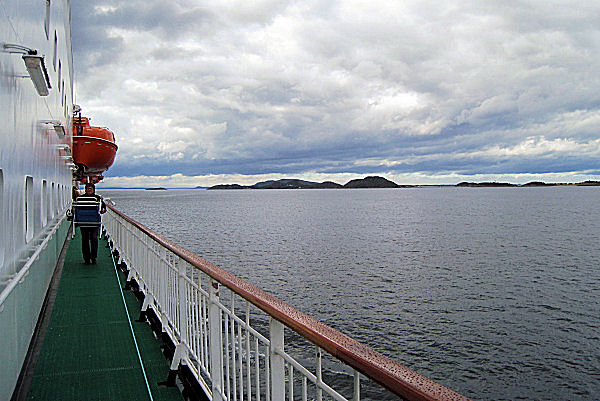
[0,0,74,399]
[104,206,469,401]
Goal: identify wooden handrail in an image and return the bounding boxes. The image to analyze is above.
[107,204,470,401]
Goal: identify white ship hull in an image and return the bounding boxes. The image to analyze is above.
[0,1,74,398]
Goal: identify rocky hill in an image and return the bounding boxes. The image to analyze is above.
[208,176,398,189]
[206,177,600,190]
[343,176,399,188]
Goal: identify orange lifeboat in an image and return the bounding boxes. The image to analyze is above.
[72,116,117,181]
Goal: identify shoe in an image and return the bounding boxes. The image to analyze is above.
[84,259,90,265]
[92,259,97,265]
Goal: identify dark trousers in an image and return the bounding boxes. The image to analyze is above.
[80,226,99,261]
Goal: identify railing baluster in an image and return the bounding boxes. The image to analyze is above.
[231,298,238,401]
[246,302,251,401]
[238,314,244,401]
[353,370,360,401]
[219,307,225,400]
[288,364,294,401]
[199,284,206,369]
[302,376,307,401]
[316,347,323,401]
[265,343,271,401]
[196,274,202,373]
[255,337,260,401]
[225,311,231,401]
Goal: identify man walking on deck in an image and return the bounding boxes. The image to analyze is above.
[75,183,106,264]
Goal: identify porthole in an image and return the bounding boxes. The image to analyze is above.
[41,180,48,226]
[50,182,55,218]
[60,184,65,209]
[53,182,59,215]
[45,1,51,40]
[25,176,34,243]
[53,31,57,71]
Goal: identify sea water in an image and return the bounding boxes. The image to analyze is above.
[101,187,600,401]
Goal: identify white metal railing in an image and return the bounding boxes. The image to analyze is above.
[102,206,468,401]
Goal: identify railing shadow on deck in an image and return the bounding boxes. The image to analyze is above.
[102,206,469,401]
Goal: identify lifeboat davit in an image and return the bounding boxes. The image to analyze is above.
[72,116,117,181]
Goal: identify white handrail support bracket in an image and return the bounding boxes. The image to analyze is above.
[209,279,224,401]
[269,318,285,401]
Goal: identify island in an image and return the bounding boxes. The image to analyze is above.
[145,187,167,190]
[207,176,404,189]
[252,179,321,189]
[206,184,247,190]
[520,181,557,187]
[343,176,399,188]
[205,177,600,190]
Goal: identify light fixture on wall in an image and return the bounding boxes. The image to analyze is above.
[23,54,52,96]
[3,43,52,96]
[55,125,66,137]
[41,120,67,137]
[53,144,71,154]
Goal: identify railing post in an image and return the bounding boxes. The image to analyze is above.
[269,317,285,401]
[209,279,224,401]
[177,257,188,345]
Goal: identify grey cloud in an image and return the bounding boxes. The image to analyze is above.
[72,1,214,73]
[84,1,214,37]
[72,1,600,182]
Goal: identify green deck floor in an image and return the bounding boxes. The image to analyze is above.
[26,230,184,401]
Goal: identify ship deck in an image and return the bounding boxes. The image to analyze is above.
[22,230,184,401]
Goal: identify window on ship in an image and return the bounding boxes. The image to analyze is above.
[25,176,34,243]
[50,182,55,218]
[41,180,48,226]
[53,31,57,71]
[45,0,51,40]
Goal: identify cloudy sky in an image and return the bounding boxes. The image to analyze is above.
[72,1,600,187]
